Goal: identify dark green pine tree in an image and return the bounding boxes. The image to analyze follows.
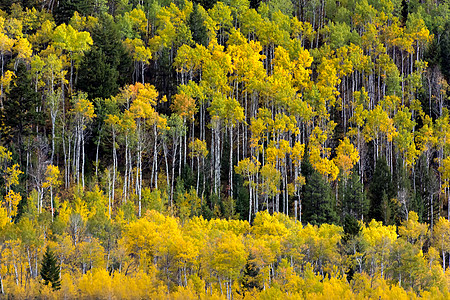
[0,62,42,166]
[440,22,450,82]
[368,157,395,224]
[77,48,119,99]
[241,254,261,292]
[301,157,339,225]
[339,170,367,221]
[76,14,132,99]
[189,3,209,47]
[40,246,61,291]
[53,0,92,25]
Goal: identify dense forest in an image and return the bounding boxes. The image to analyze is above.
[0,0,450,297]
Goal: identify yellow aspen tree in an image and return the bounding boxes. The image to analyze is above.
[333,137,360,180]
[235,157,260,222]
[309,126,339,181]
[71,94,96,189]
[124,38,152,83]
[4,163,22,218]
[52,23,93,92]
[12,37,32,69]
[361,220,397,279]
[189,138,209,197]
[434,109,450,188]
[105,114,120,218]
[129,83,158,216]
[43,165,61,221]
[118,109,136,203]
[432,217,450,271]
[4,190,21,220]
[291,142,306,222]
[0,21,15,108]
[171,91,197,175]
[398,211,428,248]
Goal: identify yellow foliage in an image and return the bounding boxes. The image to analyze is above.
[398,211,428,247]
[334,137,360,178]
[72,97,96,121]
[4,163,22,189]
[5,190,21,217]
[43,164,61,189]
[0,204,8,227]
[189,138,209,158]
[0,145,12,162]
[0,70,14,94]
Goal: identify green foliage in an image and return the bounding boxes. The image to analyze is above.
[188,3,208,46]
[340,171,367,221]
[302,158,338,225]
[440,22,450,82]
[0,1,449,297]
[0,63,41,165]
[368,157,395,224]
[40,246,61,290]
[241,253,262,292]
[76,14,132,98]
[77,48,119,99]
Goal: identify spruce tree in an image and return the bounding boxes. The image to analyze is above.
[0,62,42,167]
[340,171,367,221]
[241,254,261,292]
[76,14,132,99]
[40,246,61,291]
[368,157,395,224]
[301,157,338,225]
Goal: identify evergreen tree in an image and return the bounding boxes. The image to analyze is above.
[340,171,367,221]
[241,254,261,292]
[368,157,395,224]
[0,63,42,166]
[53,0,91,25]
[302,158,338,225]
[393,159,413,223]
[40,246,61,291]
[415,155,440,225]
[188,3,208,46]
[76,14,132,99]
[77,48,119,99]
[440,22,450,82]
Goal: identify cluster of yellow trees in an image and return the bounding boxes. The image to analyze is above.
[1,204,450,299]
[0,0,446,220]
[1,0,450,297]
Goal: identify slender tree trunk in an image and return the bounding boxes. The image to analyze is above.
[111,128,116,219]
[12,250,19,286]
[0,272,4,294]
[248,172,252,223]
[27,247,33,278]
[81,123,86,189]
[171,140,178,203]
[163,141,171,206]
[95,127,102,182]
[229,126,233,198]
[196,156,200,195]
[136,121,143,217]
[154,134,158,190]
[123,135,129,203]
[50,185,54,221]
[51,111,57,164]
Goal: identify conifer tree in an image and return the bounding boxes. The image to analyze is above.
[40,246,61,291]
[368,157,395,224]
[302,157,338,225]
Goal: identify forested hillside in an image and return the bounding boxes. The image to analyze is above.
[0,0,450,297]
